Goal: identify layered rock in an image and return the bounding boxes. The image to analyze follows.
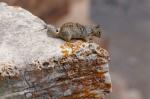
[0,3,111,99]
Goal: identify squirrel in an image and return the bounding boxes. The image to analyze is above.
[46,22,101,42]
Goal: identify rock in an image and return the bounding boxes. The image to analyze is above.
[0,2,111,99]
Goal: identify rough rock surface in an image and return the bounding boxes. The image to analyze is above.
[0,3,111,99]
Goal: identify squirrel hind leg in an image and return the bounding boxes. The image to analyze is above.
[83,37,94,43]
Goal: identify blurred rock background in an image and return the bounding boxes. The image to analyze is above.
[0,0,149,98]
[91,0,149,99]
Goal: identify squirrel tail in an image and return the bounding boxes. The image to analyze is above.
[47,24,59,38]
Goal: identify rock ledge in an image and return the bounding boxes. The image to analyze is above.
[0,3,111,99]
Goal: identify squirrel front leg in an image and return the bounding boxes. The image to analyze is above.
[59,31,72,41]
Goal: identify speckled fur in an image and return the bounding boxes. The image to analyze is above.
[47,22,101,42]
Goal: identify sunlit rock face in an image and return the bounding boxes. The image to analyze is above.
[0,2,111,99]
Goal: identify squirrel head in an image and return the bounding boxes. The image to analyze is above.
[92,25,101,38]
